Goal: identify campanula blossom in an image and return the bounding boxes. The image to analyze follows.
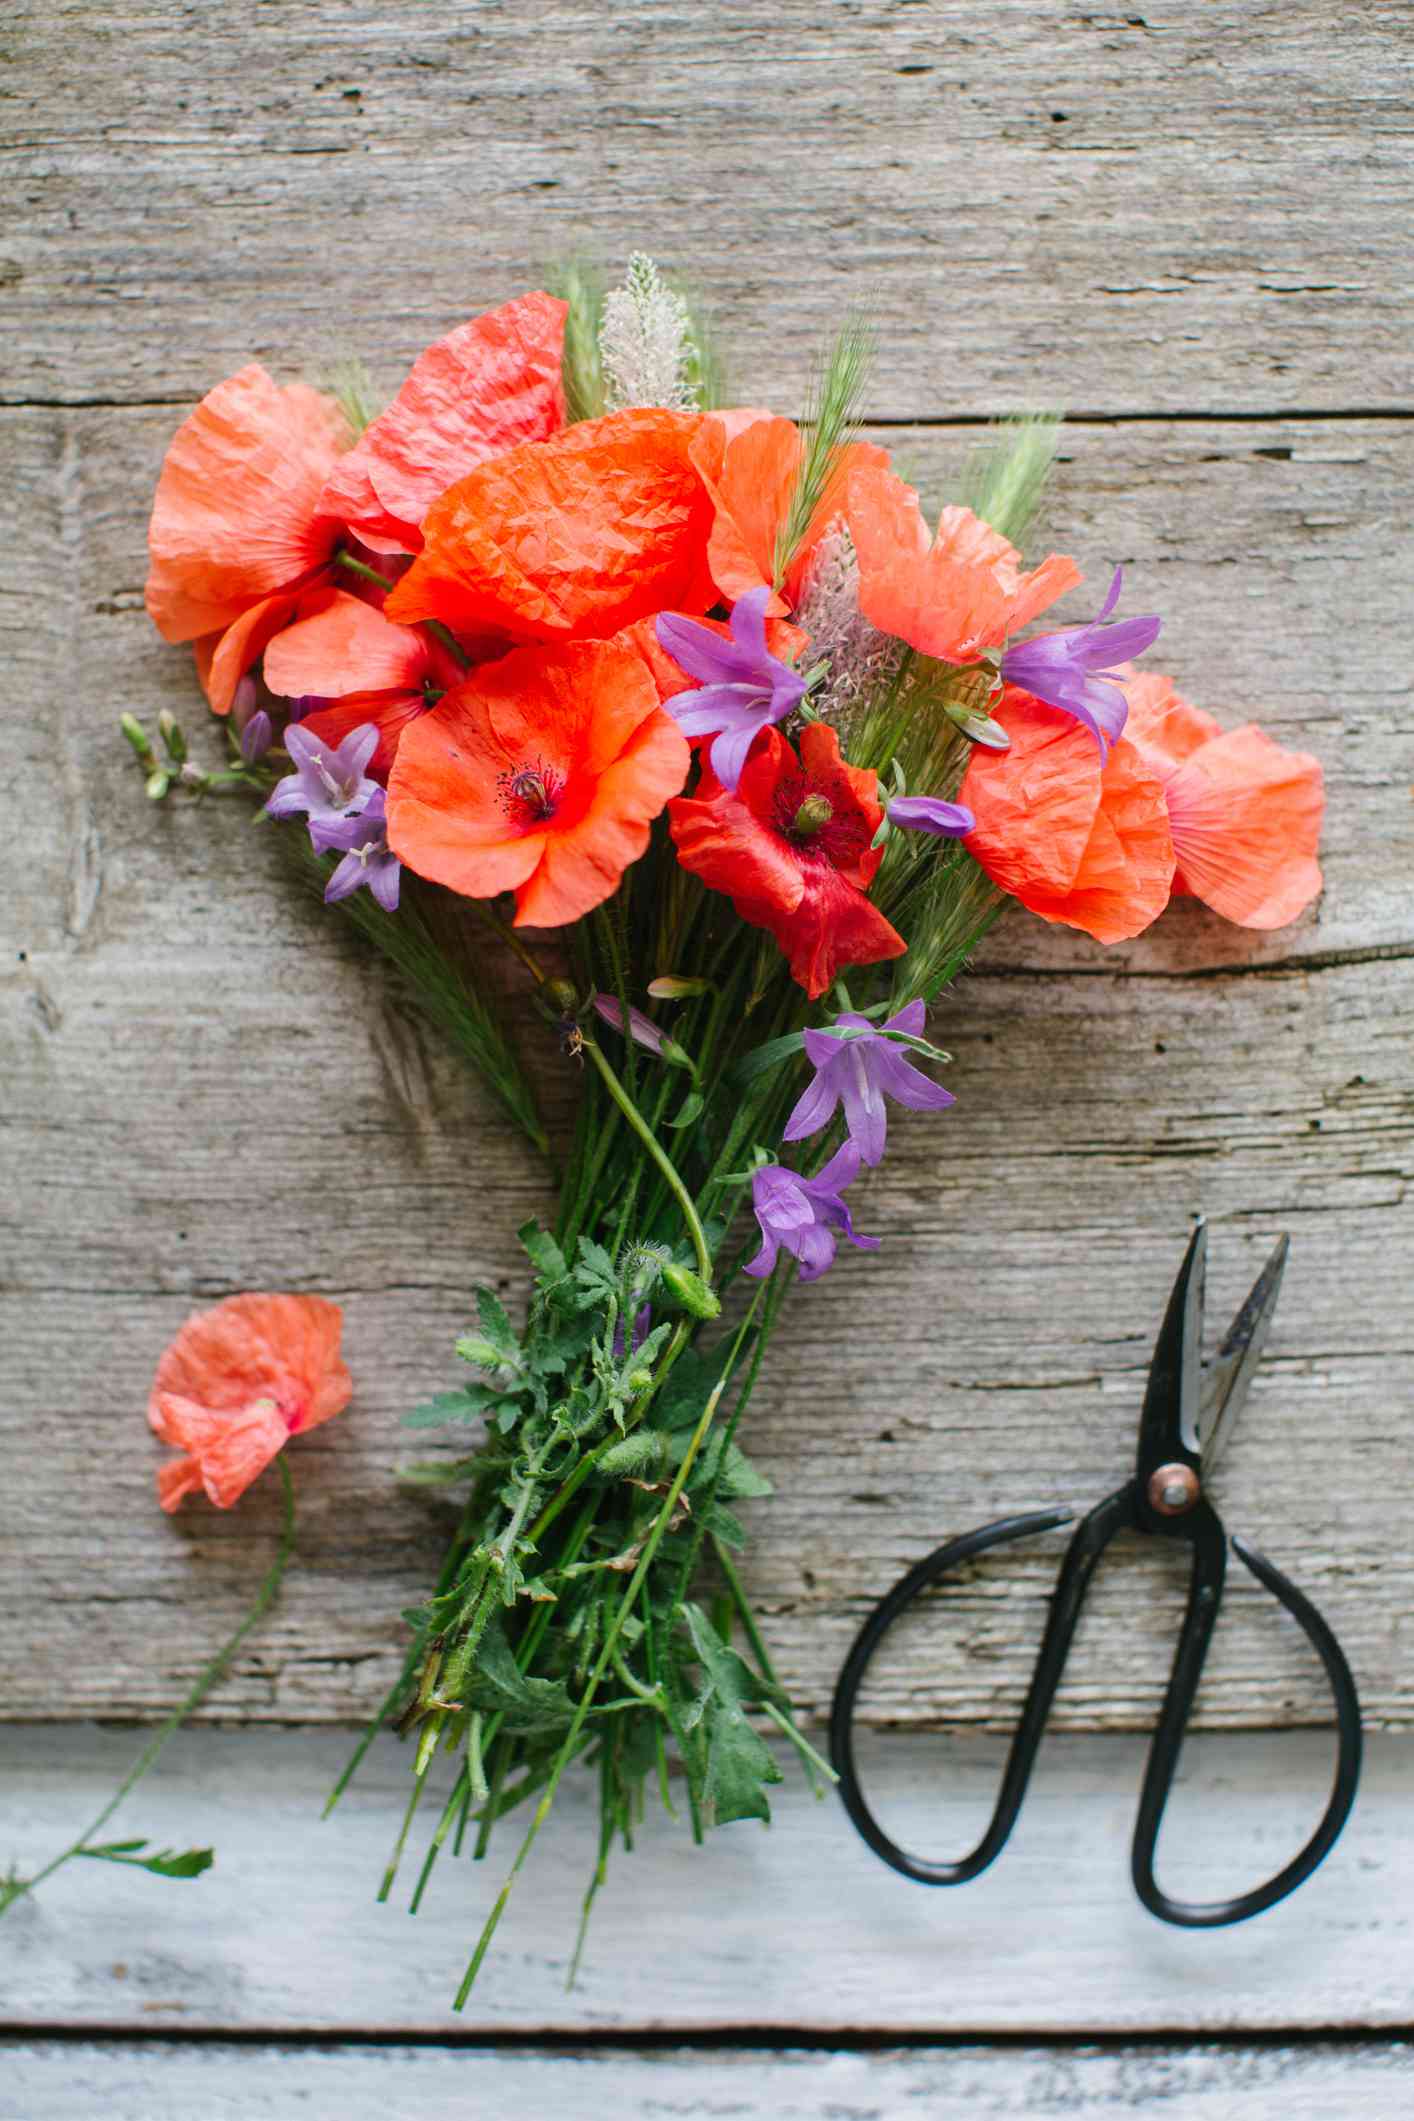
[315,787,402,913]
[887,793,975,838]
[593,995,665,1055]
[266,723,379,831]
[743,1142,879,1284]
[655,587,807,792]
[999,568,1160,760]
[240,709,274,763]
[783,1001,955,1167]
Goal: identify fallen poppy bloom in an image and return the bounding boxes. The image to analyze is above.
[149,1293,352,1512]
[385,409,714,645]
[848,465,1082,665]
[317,293,568,554]
[262,590,464,776]
[386,633,691,928]
[688,412,891,614]
[668,721,905,998]
[146,367,349,708]
[961,689,1175,944]
[1122,672,1324,928]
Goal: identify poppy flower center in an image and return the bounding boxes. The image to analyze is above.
[498,760,565,827]
[773,772,866,867]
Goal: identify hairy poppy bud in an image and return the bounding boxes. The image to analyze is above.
[659,1262,720,1320]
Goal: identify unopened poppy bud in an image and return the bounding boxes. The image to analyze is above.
[659,1262,720,1320]
[120,713,156,770]
[792,794,834,837]
[145,768,172,802]
[545,978,578,1015]
[158,709,187,763]
[647,974,710,999]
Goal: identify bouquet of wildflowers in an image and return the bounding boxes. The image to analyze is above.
[110,255,1324,1997]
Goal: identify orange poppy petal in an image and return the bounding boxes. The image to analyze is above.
[263,589,432,699]
[1120,668,1223,773]
[1018,741,1176,944]
[1164,725,1324,927]
[157,1455,205,1514]
[146,367,347,642]
[297,692,427,779]
[690,418,892,613]
[385,409,713,645]
[195,584,318,715]
[850,471,1082,663]
[318,293,568,553]
[516,709,690,928]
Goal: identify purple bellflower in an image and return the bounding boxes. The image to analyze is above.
[744,1141,879,1285]
[240,709,274,763]
[593,994,666,1055]
[612,1303,652,1361]
[783,1000,954,1168]
[655,586,807,792]
[265,723,379,831]
[999,567,1160,759]
[314,787,402,913]
[887,793,974,838]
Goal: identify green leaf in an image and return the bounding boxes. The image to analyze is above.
[78,1840,214,1881]
[666,1089,705,1130]
[573,1238,620,1300]
[519,1220,570,1287]
[728,1031,806,1089]
[465,1621,577,1737]
[476,1288,519,1357]
[402,1385,508,1429]
[680,1603,783,1825]
[656,1341,733,1431]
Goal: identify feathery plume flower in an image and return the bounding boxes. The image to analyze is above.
[149,1293,351,1512]
[744,1143,879,1284]
[688,413,890,614]
[783,1001,955,1167]
[1122,672,1324,928]
[1000,568,1160,759]
[600,253,696,414]
[265,723,379,831]
[315,788,402,913]
[655,588,807,791]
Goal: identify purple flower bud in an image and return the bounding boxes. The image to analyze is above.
[593,994,666,1056]
[888,794,975,838]
[240,709,274,763]
[1000,567,1160,759]
[231,673,259,727]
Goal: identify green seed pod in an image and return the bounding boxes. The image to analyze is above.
[145,768,172,802]
[157,709,187,763]
[659,1261,720,1320]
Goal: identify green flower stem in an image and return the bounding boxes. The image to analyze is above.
[453,1282,766,2008]
[3,1457,296,1916]
[580,1037,713,1284]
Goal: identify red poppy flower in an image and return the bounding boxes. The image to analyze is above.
[688,412,891,615]
[387,633,691,928]
[317,292,568,555]
[385,409,714,647]
[261,590,465,777]
[960,689,1175,944]
[146,367,349,711]
[149,1293,351,1513]
[847,464,1082,665]
[1122,671,1324,928]
[668,722,905,998]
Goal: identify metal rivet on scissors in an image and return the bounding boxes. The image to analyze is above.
[828,1221,1363,1929]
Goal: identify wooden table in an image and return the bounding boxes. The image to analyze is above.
[4,3,1412,2111]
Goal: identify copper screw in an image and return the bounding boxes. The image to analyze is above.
[1149,1463,1201,1516]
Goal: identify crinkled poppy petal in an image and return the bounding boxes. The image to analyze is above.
[1163,725,1324,927]
[154,1391,289,1510]
[690,418,892,613]
[1119,668,1224,775]
[157,1454,205,1514]
[318,293,568,553]
[264,589,434,699]
[194,582,331,716]
[960,690,1105,900]
[850,469,1082,663]
[385,409,714,644]
[516,710,690,928]
[297,691,428,780]
[146,367,347,642]
[773,861,906,999]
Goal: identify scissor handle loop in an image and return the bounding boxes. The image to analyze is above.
[829,1506,1084,1886]
[1132,1530,1363,1927]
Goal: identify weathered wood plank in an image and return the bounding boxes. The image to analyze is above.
[2,407,1411,1728]
[7,2038,1412,2120]
[1,1729,1408,2033]
[4,2,1412,416]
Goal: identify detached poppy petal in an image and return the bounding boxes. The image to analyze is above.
[146,366,347,642]
[318,293,568,553]
[385,409,714,645]
[849,467,1082,663]
[1162,726,1323,927]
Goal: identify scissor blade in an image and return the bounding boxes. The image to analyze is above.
[1138,1219,1208,1473]
[1200,1234,1289,1478]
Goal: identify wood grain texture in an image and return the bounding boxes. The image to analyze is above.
[4,2,1413,417]
[8,2038,1413,2120]
[1,1728,1409,2034]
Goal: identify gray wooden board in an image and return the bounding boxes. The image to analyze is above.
[0,1728,1410,2035]
[3,409,1410,1729]
[5,2038,1413,2121]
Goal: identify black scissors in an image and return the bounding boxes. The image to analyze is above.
[830,1222,1362,1927]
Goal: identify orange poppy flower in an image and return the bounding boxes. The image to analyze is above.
[384,409,714,647]
[961,689,1175,944]
[687,412,891,614]
[1122,671,1324,928]
[261,590,465,777]
[668,721,905,998]
[146,365,348,653]
[317,292,568,554]
[848,464,1082,665]
[149,1293,351,1513]
[386,633,691,928]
